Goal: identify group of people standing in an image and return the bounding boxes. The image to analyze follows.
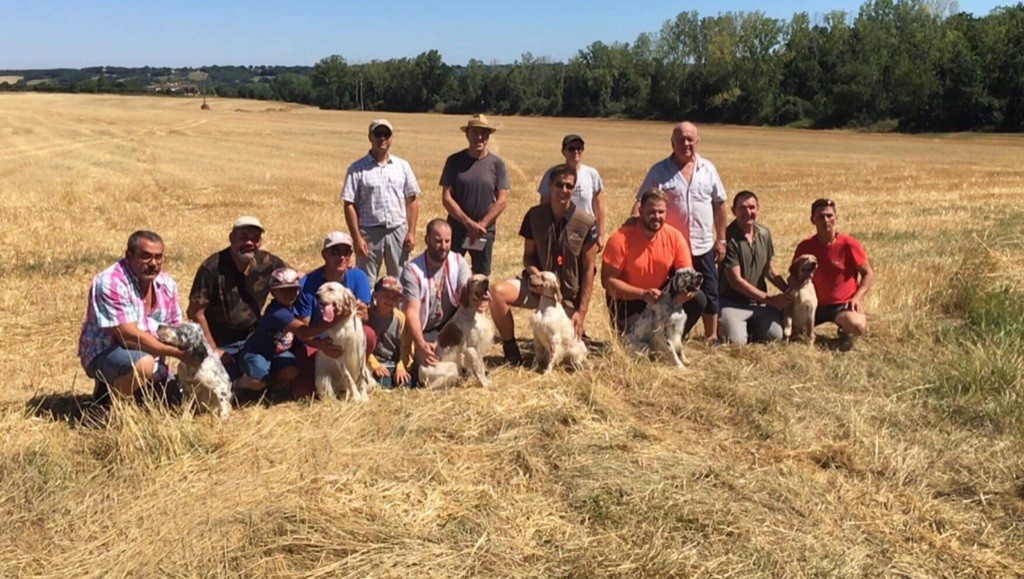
[77,115,874,404]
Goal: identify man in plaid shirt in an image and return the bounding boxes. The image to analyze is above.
[78,230,192,403]
[342,119,421,281]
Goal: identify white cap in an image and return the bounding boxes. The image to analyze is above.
[322,231,354,250]
[231,216,264,232]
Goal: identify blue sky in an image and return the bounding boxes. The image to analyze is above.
[0,0,1008,69]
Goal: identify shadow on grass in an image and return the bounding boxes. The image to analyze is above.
[25,392,109,427]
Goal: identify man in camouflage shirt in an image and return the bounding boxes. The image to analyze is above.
[187,217,288,372]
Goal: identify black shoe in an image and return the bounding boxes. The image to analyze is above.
[503,340,524,366]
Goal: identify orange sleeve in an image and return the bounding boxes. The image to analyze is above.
[672,228,693,269]
[602,231,626,270]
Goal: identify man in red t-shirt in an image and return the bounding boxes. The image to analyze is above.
[602,189,705,334]
[793,198,875,346]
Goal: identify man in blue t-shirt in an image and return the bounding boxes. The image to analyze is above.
[289,231,376,399]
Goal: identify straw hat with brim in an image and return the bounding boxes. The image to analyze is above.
[460,114,498,133]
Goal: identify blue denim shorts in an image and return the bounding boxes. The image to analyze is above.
[238,349,298,382]
[86,345,152,383]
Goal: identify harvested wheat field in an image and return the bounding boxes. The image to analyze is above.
[2,93,1024,577]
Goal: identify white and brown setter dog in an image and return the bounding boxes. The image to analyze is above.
[783,254,818,345]
[420,274,496,388]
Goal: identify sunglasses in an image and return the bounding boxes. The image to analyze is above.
[553,181,575,190]
[372,130,392,139]
[566,146,584,153]
[327,246,353,257]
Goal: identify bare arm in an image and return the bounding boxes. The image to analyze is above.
[576,242,598,317]
[404,297,437,365]
[849,261,875,312]
[712,201,727,263]
[344,202,368,257]
[479,188,509,230]
[404,196,419,252]
[186,301,218,352]
[522,238,541,274]
[601,263,657,303]
[442,186,472,227]
[764,258,789,293]
[593,189,606,250]
[114,323,186,360]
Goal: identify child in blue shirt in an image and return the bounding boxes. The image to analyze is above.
[235,267,343,400]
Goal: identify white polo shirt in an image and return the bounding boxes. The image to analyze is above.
[636,153,727,256]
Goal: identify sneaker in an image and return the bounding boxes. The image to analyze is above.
[502,340,524,366]
[838,328,856,352]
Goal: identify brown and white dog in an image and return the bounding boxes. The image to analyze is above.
[419,274,495,388]
[528,271,587,373]
[783,254,818,345]
[314,282,372,402]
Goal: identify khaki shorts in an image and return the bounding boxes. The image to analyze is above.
[508,278,576,316]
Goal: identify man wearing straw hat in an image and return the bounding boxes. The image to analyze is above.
[440,114,510,275]
[342,118,421,281]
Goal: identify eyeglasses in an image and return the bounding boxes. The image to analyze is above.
[133,251,164,263]
[553,181,575,190]
[327,246,353,257]
[566,146,584,153]
[372,130,392,139]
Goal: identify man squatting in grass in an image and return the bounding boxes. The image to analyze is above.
[79,230,193,403]
[401,219,472,382]
[232,267,346,403]
[342,119,421,281]
[536,134,606,251]
[794,198,875,348]
[367,276,414,388]
[187,216,287,381]
[603,188,705,335]
[718,191,793,344]
[633,121,727,343]
[288,231,377,399]
[440,114,509,275]
[491,163,599,365]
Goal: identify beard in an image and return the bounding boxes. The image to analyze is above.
[641,217,663,233]
[427,246,449,264]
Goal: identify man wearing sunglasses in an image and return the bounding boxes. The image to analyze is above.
[342,119,421,281]
[794,198,874,349]
[537,134,606,251]
[289,231,376,398]
[187,216,288,374]
[79,230,192,404]
[491,164,598,365]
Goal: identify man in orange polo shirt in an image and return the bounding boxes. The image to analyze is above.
[602,188,706,334]
[793,198,874,349]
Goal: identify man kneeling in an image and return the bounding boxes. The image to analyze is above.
[490,164,598,365]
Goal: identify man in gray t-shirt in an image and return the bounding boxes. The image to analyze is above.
[401,219,472,369]
[440,114,510,275]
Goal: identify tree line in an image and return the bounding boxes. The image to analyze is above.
[3,1,1022,132]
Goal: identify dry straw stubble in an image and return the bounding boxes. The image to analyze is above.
[2,93,1024,576]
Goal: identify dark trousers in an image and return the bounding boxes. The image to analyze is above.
[448,219,495,275]
[608,291,707,336]
[693,250,720,315]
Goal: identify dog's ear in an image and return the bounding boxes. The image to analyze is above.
[459,282,471,307]
[789,258,802,280]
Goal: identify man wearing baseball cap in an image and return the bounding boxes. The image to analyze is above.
[537,134,606,251]
[341,119,421,281]
[289,231,377,398]
[439,114,510,275]
[188,216,288,372]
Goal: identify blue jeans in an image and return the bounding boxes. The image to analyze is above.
[86,344,169,404]
[238,349,299,383]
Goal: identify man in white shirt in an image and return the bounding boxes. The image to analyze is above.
[632,121,728,343]
[342,119,421,281]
